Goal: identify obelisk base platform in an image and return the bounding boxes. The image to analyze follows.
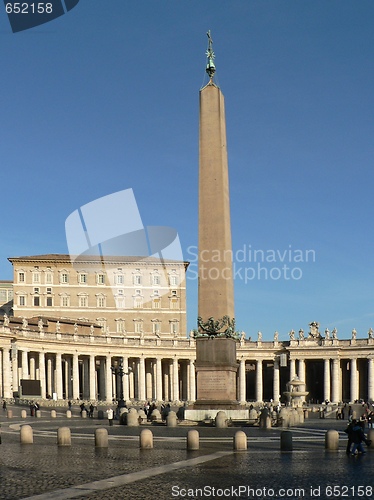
[193,337,239,409]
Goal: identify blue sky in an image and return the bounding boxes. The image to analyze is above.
[1,1,374,340]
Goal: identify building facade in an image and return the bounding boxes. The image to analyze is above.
[0,314,373,404]
[9,254,187,338]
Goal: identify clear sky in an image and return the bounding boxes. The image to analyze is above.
[1,1,374,341]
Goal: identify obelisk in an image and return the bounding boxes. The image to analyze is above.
[195,31,238,408]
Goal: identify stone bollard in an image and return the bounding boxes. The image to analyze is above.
[21,409,27,419]
[279,408,289,428]
[20,424,33,444]
[51,410,57,418]
[97,410,105,420]
[140,429,153,449]
[280,431,293,451]
[187,429,199,450]
[215,411,228,428]
[36,410,41,418]
[325,429,339,451]
[248,408,258,425]
[367,429,374,449]
[233,431,247,451]
[57,427,71,446]
[259,408,271,429]
[138,409,147,424]
[7,409,12,419]
[166,411,178,427]
[66,410,72,419]
[95,428,108,448]
[127,409,139,427]
[81,410,87,419]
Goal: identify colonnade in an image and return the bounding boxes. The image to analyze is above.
[0,347,196,403]
[1,344,373,404]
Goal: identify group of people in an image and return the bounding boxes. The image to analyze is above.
[345,418,372,455]
[79,402,95,418]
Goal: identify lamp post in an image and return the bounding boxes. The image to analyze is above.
[110,358,132,407]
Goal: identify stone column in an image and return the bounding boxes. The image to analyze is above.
[72,353,80,400]
[12,347,18,393]
[173,356,179,402]
[47,357,53,398]
[298,359,306,402]
[239,358,246,404]
[2,347,12,398]
[156,358,162,401]
[99,359,105,401]
[121,356,129,401]
[350,358,358,403]
[139,356,146,401]
[290,358,296,381]
[39,351,46,399]
[55,353,63,400]
[256,359,263,402]
[0,348,3,397]
[145,361,153,400]
[89,355,96,401]
[368,358,374,402]
[105,355,112,402]
[273,357,280,403]
[189,359,196,402]
[22,350,29,380]
[331,358,340,403]
[324,358,331,402]
[29,355,35,380]
[83,358,90,399]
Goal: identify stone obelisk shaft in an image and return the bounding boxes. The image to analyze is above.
[198,83,234,322]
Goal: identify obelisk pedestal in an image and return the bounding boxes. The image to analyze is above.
[194,337,239,409]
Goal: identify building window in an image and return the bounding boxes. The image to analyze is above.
[153,275,160,286]
[134,321,143,334]
[134,298,143,308]
[79,295,88,307]
[170,298,179,309]
[116,319,125,333]
[117,274,124,285]
[134,275,142,286]
[33,287,40,294]
[97,273,105,285]
[32,272,40,284]
[118,289,124,295]
[97,296,106,308]
[45,272,53,284]
[46,287,52,294]
[153,322,161,334]
[19,295,26,306]
[33,296,40,306]
[61,296,70,307]
[170,322,178,335]
[60,273,69,284]
[153,298,161,309]
[18,272,25,283]
[46,297,53,307]
[115,297,125,309]
[79,273,87,284]
[169,275,178,286]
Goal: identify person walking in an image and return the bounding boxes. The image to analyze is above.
[350,420,368,455]
[106,407,114,426]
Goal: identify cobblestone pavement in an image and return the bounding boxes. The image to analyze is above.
[0,406,373,500]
